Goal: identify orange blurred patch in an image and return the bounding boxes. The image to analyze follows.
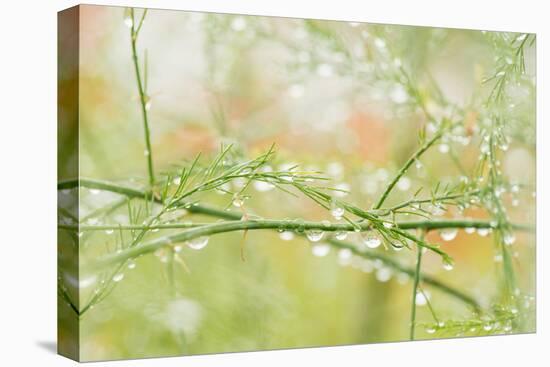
[348,112,389,163]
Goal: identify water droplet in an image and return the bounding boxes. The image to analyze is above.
[293,219,306,233]
[391,243,404,251]
[465,227,475,234]
[288,84,305,99]
[499,140,510,151]
[374,37,386,50]
[144,149,150,156]
[231,16,247,31]
[330,201,345,220]
[440,228,458,241]
[127,260,136,269]
[390,84,408,104]
[337,248,352,266]
[397,176,411,191]
[335,231,348,240]
[383,222,394,229]
[311,243,330,257]
[442,259,454,271]
[279,231,295,241]
[113,273,124,282]
[415,159,423,170]
[425,327,436,334]
[253,180,274,192]
[511,198,520,207]
[89,188,100,195]
[232,196,244,208]
[415,291,428,306]
[173,244,183,253]
[188,236,209,250]
[429,204,446,216]
[375,267,392,282]
[154,248,169,263]
[362,232,382,249]
[144,95,152,110]
[105,229,114,235]
[480,143,490,155]
[503,233,516,246]
[483,323,493,331]
[123,9,133,28]
[306,229,324,242]
[438,144,450,154]
[477,228,490,237]
[77,232,84,238]
[316,63,334,77]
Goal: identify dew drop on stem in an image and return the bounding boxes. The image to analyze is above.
[113,273,125,282]
[232,196,244,208]
[123,8,133,28]
[503,233,516,246]
[477,227,490,237]
[188,236,209,250]
[306,229,324,242]
[330,200,345,220]
[439,228,458,242]
[442,259,454,271]
[335,231,348,240]
[362,232,382,249]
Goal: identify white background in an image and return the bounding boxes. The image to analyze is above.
[0,0,546,365]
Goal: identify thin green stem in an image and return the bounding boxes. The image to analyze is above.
[60,218,532,233]
[373,131,443,210]
[375,189,483,216]
[410,232,425,340]
[58,178,532,232]
[130,8,155,187]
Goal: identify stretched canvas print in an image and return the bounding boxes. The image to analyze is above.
[58,4,536,362]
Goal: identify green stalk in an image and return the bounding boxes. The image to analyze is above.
[61,218,532,233]
[373,131,443,210]
[57,178,533,233]
[130,8,155,187]
[410,232,425,340]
